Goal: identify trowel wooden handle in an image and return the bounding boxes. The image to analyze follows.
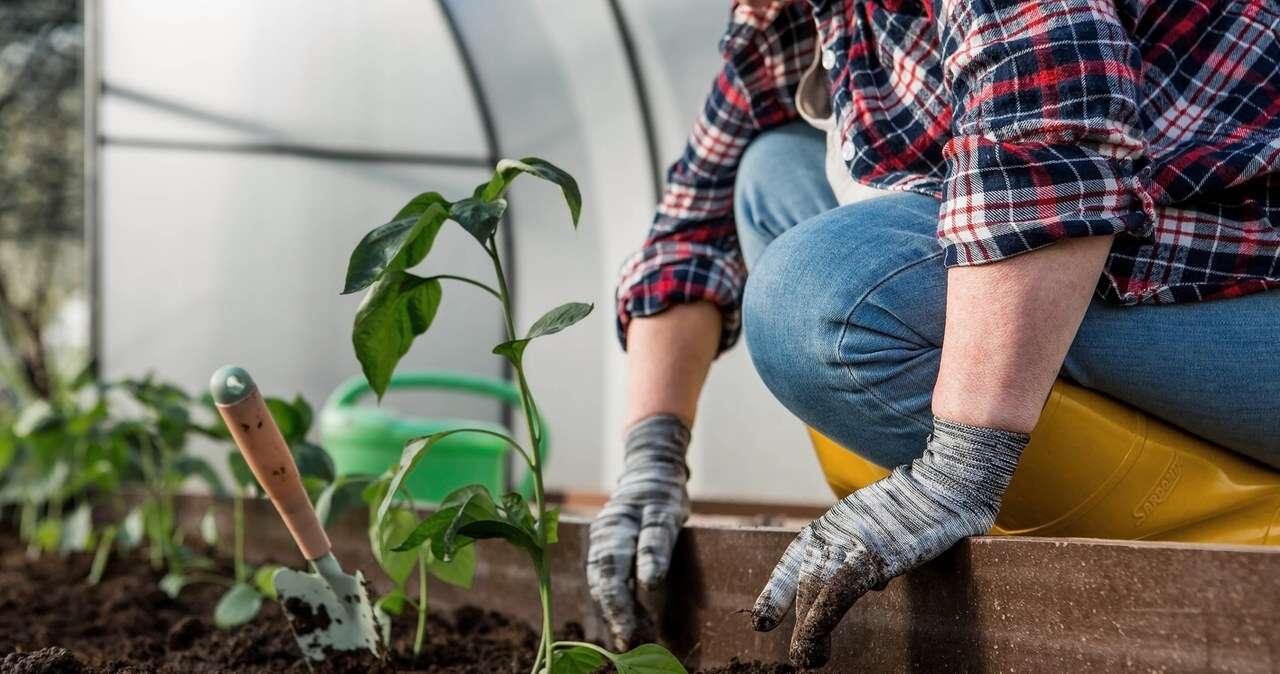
[210,366,331,561]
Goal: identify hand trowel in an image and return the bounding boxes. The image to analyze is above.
[210,365,380,661]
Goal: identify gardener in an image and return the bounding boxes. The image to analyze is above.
[586,0,1280,668]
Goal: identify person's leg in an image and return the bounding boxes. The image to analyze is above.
[733,122,836,269]
[742,189,1280,470]
[744,192,945,468]
[1063,293,1280,468]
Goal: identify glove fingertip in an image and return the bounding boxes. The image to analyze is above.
[749,596,784,632]
[635,557,668,590]
[789,636,831,670]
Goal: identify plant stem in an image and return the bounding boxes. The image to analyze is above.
[552,641,613,658]
[414,549,428,659]
[426,274,503,300]
[87,524,117,585]
[488,238,555,672]
[234,494,246,584]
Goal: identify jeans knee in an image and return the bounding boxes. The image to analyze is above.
[743,195,947,467]
[742,225,837,414]
[733,122,828,266]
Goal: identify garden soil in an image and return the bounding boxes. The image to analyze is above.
[0,532,791,673]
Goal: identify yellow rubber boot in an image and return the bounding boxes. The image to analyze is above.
[808,380,1280,545]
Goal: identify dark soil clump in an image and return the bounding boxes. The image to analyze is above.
[0,531,788,673]
[282,596,332,634]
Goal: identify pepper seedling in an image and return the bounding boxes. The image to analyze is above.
[360,473,476,658]
[344,158,689,673]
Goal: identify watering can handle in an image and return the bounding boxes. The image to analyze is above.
[328,371,549,497]
[211,366,331,561]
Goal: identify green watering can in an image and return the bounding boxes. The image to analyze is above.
[319,371,546,503]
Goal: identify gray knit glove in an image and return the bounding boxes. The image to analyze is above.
[751,418,1029,668]
[587,414,692,651]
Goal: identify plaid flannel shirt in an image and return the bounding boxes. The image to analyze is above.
[615,0,1280,352]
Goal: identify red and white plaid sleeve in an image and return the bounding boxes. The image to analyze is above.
[615,1,815,353]
[935,0,1156,267]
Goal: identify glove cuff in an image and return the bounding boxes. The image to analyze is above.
[924,416,1029,495]
[623,414,691,473]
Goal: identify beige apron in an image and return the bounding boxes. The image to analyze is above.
[795,42,887,206]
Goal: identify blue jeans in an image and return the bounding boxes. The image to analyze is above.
[737,122,1280,470]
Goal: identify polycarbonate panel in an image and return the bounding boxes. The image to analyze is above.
[99,146,503,424]
[611,2,731,160]
[100,1,486,157]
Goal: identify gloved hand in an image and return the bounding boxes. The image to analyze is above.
[751,418,1029,668]
[586,414,692,651]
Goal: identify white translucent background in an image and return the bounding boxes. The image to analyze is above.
[98,0,831,505]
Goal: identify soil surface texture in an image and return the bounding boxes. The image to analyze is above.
[0,531,790,673]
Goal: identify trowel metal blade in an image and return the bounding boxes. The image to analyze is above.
[273,566,381,661]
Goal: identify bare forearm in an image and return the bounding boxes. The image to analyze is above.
[932,236,1114,433]
[625,301,721,428]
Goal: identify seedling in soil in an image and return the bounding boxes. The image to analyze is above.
[344,158,689,673]
[362,472,476,657]
[0,372,223,584]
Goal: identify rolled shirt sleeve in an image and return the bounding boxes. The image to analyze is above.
[615,1,815,353]
[934,0,1157,267]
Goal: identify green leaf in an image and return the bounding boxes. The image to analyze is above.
[377,430,493,525]
[352,272,443,400]
[292,395,314,437]
[34,518,62,552]
[27,461,70,503]
[215,583,263,629]
[373,507,420,586]
[343,196,449,294]
[527,302,593,339]
[266,397,302,441]
[483,157,582,226]
[491,339,529,367]
[450,197,508,244]
[426,540,475,589]
[120,506,144,548]
[253,564,280,600]
[159,573,188,598]
[69,358,97,390]
[374,589,407,616]
[227,451,258,493]
[315,476,373,527]
[0,430,14,475]
[455,518,540,558]
[551,646,607,674]
[437,486,500,554]
[501,492,536,532]
[389,484,498,558]
[493,303,593,365]
[390,507,455,554]
[61,503,93,552]
[373,589,407,647]
[608,644,689,674]
[200,506,219,546]
[14,400,59,437]
[291,441,335,483]
[301,476,328,503]
[427,485,540,560]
